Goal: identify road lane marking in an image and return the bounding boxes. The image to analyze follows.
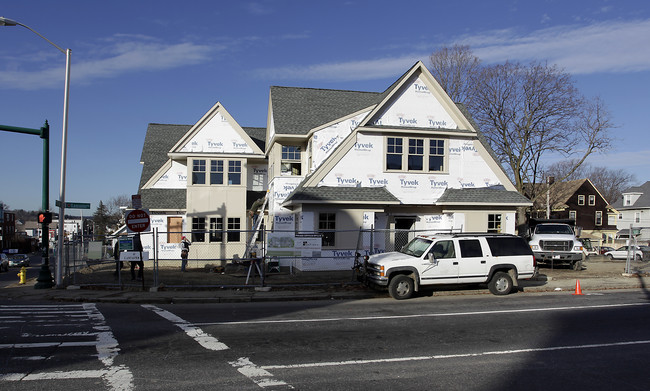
[142,305,293,389]
[230,357,294,389]
[262,339,650,370]
[194,302,650,326]
[142,304,229,351]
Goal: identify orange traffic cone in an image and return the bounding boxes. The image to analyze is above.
[573,279,583,295]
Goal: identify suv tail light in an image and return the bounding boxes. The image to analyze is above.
[531,255,537,267]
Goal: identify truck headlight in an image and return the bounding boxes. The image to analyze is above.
[530,245,539,251]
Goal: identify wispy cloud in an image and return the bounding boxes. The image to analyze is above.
[466,19,650,74]
[253,18,650,82]
[0,35,214,90]
[251,55,422,82]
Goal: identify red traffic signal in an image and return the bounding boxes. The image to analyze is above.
[38,211,52,224]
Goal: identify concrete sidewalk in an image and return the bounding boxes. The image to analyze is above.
[2,257,649,304]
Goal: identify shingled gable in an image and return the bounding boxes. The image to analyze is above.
[293,61,517,193]
[138,123,191,210]
[168,101,264,156]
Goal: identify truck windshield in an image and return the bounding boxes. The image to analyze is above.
[400,237,432,257]
[535,224,574,235]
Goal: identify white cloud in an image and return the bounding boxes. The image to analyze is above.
[466,19,650,74]
[251,55,423,82]
[0,37,214,90]
[254,18,650,82]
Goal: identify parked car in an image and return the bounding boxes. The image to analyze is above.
[604,246,644,260]
[599,246,614,255]
[0,253,8,272]
[8,254,30,267]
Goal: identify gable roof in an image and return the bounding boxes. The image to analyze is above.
[269,86,382,135]
[138,122,265,210]
[611,181,650,209]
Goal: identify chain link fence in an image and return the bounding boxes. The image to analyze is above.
[58,227,457,289]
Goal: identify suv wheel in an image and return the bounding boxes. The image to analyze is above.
[388,275,414,300]
[488,271,513,295]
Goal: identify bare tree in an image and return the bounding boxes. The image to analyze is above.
[428,45,481,106]
[429,47,614,210]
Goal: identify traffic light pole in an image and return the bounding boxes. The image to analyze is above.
[0,121,54,288]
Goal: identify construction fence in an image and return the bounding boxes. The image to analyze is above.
[59,227,448,289]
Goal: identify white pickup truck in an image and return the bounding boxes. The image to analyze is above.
[527,222,584,270]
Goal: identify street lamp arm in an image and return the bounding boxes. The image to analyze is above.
[0,16,67,54]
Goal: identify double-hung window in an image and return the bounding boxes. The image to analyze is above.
[192,217,206,242]
[595,211,602,226]
[228,161,241,185]
[281,146,302,175]
[209,217,223,242]
[319,213,336,247]
[210,161,224,185]
[386,137,403,170]
[578,195,585,206]
[192,159,206,184]
[408,138,424,171]
[429,139,445,172]
[588,195,595,206]
[227,218,241,242]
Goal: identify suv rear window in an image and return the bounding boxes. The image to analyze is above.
[486,237,533,256]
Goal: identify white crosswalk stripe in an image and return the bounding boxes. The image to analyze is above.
[0,304,133,390]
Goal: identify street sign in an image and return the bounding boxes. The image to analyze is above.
[126,209,150,233]
[131,194,142,209]
[55,200,91,209]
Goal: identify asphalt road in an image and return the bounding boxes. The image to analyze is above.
[2,289,650,390]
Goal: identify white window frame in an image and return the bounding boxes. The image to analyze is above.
[577,195,585,206]
[595,211,602,226]
[588,195,595,206]
[385,136,447,173]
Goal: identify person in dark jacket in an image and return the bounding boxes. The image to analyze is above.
[130,234,144,281]
[180,236,191,272]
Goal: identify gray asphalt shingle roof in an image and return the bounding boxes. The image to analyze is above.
[270,86,383,135]
[284,186,400,205]
[436,187,532,205]
[610,181,650,209]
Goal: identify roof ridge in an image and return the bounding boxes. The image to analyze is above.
[270,85,381,95]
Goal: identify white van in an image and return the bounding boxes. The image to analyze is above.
[361,233,536,299]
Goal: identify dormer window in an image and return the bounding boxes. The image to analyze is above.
[281,146,302,175]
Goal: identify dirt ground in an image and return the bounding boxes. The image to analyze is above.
[64,255,650,290]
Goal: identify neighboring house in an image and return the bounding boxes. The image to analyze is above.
[137,61,531,268]
[526,179,617,245]
[1,211,16,250]
[610,181,650,243]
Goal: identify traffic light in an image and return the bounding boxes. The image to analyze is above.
[38,211,52,224]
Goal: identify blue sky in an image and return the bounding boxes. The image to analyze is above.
[1,0,649,215]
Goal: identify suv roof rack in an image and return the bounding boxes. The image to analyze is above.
[450,232,520,238]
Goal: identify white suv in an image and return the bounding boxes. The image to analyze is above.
[361,233,536,300]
